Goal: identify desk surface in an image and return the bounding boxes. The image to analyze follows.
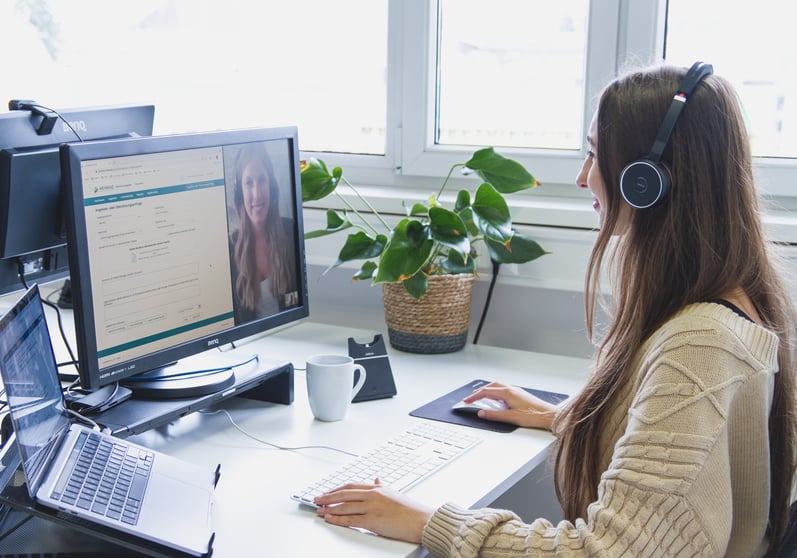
[121,319,590,557]
[0,282,591,557]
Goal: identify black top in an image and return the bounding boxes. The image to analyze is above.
[706,299,754,323]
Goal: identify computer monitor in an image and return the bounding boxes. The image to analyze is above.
[0,103,155,295]
[60,126,309,395]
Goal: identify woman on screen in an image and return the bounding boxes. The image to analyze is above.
[312,63,797,556]
[229,142,297,322]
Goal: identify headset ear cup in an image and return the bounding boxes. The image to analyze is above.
[620,159,671,209]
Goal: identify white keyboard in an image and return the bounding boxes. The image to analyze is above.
[291,421,481,508]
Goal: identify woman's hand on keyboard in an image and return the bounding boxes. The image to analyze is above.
[465,382,558,430]
[314,479,433,543]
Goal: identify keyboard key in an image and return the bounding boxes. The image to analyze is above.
[50,434,153,526]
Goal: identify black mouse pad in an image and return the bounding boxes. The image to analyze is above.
[409,379,570,433]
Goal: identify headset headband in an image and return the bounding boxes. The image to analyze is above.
[648,61,714,163]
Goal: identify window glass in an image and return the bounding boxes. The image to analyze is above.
[435,0,589,151]
[665,1,797,158]
[0,0,387,154]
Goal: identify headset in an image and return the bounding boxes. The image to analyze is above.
[619,61,714,209]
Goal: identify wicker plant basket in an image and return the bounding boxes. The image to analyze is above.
[381,273,475,354]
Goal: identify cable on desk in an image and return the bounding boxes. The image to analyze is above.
[200,408,359,457]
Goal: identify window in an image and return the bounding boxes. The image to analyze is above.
[2,0,387,154]
[665,0,797,159]
[4,1,797,205]
[435,0,589,151]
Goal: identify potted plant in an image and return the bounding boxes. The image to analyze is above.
[300,147,547,352]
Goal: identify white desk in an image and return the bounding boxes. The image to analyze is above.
[120,320,590,557]
[0,283,591,556]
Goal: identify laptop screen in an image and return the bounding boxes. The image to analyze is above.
[0,285,71,495]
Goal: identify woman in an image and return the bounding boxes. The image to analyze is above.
[313,64,797,556]
[230,142,296,321]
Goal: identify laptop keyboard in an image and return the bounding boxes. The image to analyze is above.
[50,431,154,525]
[291,422,481,508]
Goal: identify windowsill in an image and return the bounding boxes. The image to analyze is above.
[303,183,797,242]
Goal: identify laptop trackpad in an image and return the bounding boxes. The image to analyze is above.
[138,470,215,555]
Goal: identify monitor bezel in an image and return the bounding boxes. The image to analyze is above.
[61,126,309,391]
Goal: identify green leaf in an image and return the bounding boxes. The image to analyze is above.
[303,209,351,239]
[440,249,476,274]
[471,183,513,243]
[454,190,471,213]
[301,158,343,202]
[402,271,428,299]
[406,202,428,216]
[333,232,387,266]
[428,206,470,256]
[353,260,378,281]
[486,231,549,264]
[465,147,539,194]
[374,219,433,283]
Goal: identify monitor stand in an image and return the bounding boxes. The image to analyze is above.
[121,351,238,399]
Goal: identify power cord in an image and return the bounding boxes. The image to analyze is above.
[473,260,501,345]
[16,269,79,381]
[200,408,359,458]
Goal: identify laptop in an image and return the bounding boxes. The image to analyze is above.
[0,285,218,556]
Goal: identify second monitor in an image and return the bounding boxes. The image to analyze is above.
[60,126,309,397]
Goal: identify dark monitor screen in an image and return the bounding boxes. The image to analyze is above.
[0,104,155,260]
[60,127,309,392]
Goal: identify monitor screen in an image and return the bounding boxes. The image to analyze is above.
[60,127,309,392]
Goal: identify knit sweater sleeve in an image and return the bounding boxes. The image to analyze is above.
[421,310,777,557]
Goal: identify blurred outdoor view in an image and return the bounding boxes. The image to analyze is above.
[2,1,795,159]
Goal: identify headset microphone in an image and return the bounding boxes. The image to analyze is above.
[619,61,713,209]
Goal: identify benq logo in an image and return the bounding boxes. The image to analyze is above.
[207,338,220,347]
[63,119,88,133]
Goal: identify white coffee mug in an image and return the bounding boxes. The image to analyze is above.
[306,354,367,422]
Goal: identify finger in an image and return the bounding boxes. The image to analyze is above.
[320,510,371,531]
[314,487,373,506]
[465,387,509,404]
[317,501,369,517]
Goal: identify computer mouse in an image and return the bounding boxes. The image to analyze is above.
[452,397,508,414]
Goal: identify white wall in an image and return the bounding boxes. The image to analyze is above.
[302,207,598,359]
[302,204,797,361]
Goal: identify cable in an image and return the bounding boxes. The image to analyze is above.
[200,408,359,457]
[10,100,84,142]
[65,408,101,431]
[122,354,260,383]
[66,383,123,415]
[473,260,501,344]
[16,266,79,380]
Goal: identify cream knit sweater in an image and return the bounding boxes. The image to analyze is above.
[422,303,779,557]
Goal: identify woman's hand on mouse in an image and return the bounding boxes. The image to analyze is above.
[464,382,558,430]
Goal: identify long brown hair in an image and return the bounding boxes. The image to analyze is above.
[553,64,797,550]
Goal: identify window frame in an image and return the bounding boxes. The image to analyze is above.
[297,0,797,225]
